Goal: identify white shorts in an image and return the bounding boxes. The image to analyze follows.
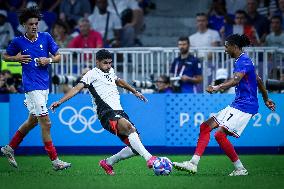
[24,90,49,117]
[212,106,252,137]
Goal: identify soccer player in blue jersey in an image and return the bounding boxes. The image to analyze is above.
[173,34,276,176]
[0,6,71,171]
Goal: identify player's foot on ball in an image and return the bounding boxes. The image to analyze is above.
[99,159,115,175]
[1,145,18,168]
[229,168,248,176]
[173,161,197,174]
[52,159,71,171]
[147,156,157,168]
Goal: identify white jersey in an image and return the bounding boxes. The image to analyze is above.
[80,67,123,119]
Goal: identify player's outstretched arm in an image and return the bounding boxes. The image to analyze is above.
[256,75,276,111]
[3,52,32,64]
[115,78,148,102]
[206,72,245,93]
[49,83,85,112]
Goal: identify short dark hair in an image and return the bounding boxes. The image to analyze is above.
[235,9,247,16]
[178,36,189,44]
[271,15,282,23]
[96,49,112,61]
[158,75,170,84]
[225,34,250,48]
[19,6,42,25]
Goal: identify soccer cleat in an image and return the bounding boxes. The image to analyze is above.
[52,159,71,171]
[1,145,18,168]
[147,156,157,168]
[173,161,197,174]
[229,168,248,176]
[99,160,115,175]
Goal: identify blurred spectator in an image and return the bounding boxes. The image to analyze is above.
[20,0,62,12]
[17,2,48,34]
[121,8,136,47]
[189,12,221,58]
[88,0,122,47]
[52,20,72,48]
[225,0,246,14]
[246,0,270,41]
[213,68,235,93]
[59,0,91,29]
[257,0,278,18]
[0,70,22,93]
[208,0,234,32]
[0,0,26,11]
[220,10,259,46]
[0,10,14,49]
[273,0,284,29]
[107,0,144,36]
[155,75,173,93]
[68,18,103,48]
[137,0,156,15]
[170,37,203,93]
[264,15,284,46]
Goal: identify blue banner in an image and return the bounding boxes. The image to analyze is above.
[5,94,284,148]
[0,103,9,146]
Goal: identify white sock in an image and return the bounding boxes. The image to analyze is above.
[128,132,152,161]
[106,146,136,166]
[191,155,200,165]
[233,159,244,170]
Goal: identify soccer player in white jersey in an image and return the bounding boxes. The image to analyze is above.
[173,34,276,176]
[0,6,71,171]
[50,49,157,175]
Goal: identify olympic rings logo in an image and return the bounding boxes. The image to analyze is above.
[58,106,104,134]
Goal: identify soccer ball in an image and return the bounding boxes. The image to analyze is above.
[152,157,172,176]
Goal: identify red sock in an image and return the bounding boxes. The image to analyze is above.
[9,130,25,149]
[44,141,58,161]
[214,131,239,162]
[194,122,211,156]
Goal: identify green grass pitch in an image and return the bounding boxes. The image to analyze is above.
[1,155,284,189]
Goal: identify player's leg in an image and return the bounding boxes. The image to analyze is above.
[1,113,38,168]
[37,115,71,171]
[100,146,137,175]
[173,117,218,173]
[214,127,248,176]
[116,118,156,168]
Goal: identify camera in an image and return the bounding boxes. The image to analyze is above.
[266,79,284,92]
[133,80,156,89]
[52,75,77,85]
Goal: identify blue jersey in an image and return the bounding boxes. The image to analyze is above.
[170,54,202,93]
[6,32,59,92]
[230,53,258,114]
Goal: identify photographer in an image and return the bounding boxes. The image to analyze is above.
[155,75,173,93]
[170,37,203,93]
[0,70,21,94]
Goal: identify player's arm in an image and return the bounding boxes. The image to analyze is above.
[181,75,203,84]
[206,72,245,93]
[49,83,85,112]
[3,52,31,64]
[115,78,148,102]
[256,74,276,111]
[37,52,61,66]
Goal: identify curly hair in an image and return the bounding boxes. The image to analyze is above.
[19,6,42,25]
[96,49,112,61]
[225,34,250,49]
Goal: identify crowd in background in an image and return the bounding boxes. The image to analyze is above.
[1,0,284,94]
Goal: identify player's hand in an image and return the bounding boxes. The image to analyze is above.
[36,57,50,66]
[206,85,219,94]
[49,101,61,113]
[265,99,276,111]
[134,91,148,102]
[15,53,32,64]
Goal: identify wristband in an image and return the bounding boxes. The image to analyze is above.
[48,58,52,64]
